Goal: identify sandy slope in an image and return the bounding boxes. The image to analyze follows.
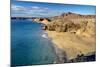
[47,31,96,60]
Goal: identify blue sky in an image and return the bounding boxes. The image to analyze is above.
[11,0,96,17]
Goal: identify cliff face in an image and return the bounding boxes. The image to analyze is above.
[33,18,50,25]
[33,12,95,37]
[44,12,96,37]
[32,12,96,61]
[43,12,96,61]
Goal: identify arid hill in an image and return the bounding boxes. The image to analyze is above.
[42,12,96,62]
[43,12,95,37]
[32,12,96,62]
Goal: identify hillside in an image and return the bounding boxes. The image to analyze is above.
[43,12,95,37]
[33,12,96,62]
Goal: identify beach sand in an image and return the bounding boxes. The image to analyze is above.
[47,31,96,60]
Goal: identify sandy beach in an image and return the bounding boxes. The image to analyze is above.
[47,31,96,60]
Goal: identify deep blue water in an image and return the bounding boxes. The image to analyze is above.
[11,19,57,66]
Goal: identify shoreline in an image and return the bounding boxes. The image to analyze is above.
[33,17,96,63]
[44,30,67,63]
[46,30,96,62]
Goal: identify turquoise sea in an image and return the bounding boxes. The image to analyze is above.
[11,19,57,66]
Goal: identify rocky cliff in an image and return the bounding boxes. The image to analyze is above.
[33,12,96,62]
[43,12,96,37]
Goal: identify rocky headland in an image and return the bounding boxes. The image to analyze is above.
[33,12,96,63]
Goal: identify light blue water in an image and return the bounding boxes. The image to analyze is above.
[11,19,57,66]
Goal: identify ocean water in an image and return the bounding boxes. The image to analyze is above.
[11,19,57,66]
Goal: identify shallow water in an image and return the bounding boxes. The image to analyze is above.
[11,19,57,66]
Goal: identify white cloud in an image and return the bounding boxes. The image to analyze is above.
[11,4,26,11]
[11,4,61,17]
[32,6,40,9]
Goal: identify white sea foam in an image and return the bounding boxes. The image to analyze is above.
[44,31,47,34]
[42,34,48,38]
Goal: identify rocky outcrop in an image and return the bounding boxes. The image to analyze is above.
[41,12,96,62]
[33,18,51,24]
[33,12,95,37]
[43,12,96,62]
[43,12,95,37]
[44,20,81,32]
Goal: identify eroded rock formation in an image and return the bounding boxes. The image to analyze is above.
[43,12,95,37]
